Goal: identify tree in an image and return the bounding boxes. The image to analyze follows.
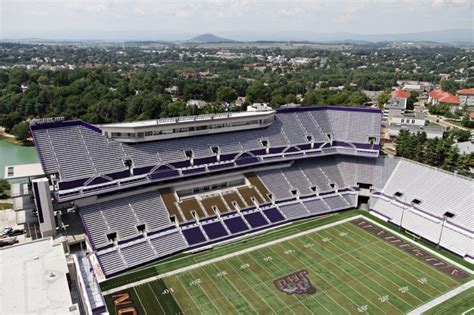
[245,82,271,103]
[0,179,10,199]
[461,114,474,128]
[377,91,390,109]
[10,121,29,142]
[406,91,419,110]
[160,101,191,118]
[440,80,459,95]
[216,86,237,103]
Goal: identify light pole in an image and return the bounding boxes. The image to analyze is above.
[437,211,454,250]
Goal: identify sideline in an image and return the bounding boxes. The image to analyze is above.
[102,214,473,296]
[101,214,361,295]
[406,279,474,315]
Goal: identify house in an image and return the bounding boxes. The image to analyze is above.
[383,98,406,117]
[235,96,246,107]
[428,89,460,113]
[390,113,426,127]
[390,89,411,108]
[456,88,474,108]
[165,86,179,94]
[186,99,207,109]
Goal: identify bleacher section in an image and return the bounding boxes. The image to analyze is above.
[31,107,381,199]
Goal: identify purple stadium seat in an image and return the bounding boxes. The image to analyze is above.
[182,227,206,245]
[224,217,249,234]
[202,222,228,239]
[244,212,268,228]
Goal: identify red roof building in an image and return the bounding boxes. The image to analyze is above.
[457,88,474,95]
[391,89,411,99]
[428,89,460,105]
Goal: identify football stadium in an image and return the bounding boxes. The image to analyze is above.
[21,104,473,314]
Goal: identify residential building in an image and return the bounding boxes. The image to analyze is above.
[390,89,411,108]
[456,88,474,107]
[428,89,460,113]
[390,113,426,127]
[186,99,207,109]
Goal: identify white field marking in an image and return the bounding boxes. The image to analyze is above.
[102,214,362,295]
[186,268,224,314]
[133,287,149,315]
[462,307,474,315]
[339,224,456,292]
[332,225,427,306]
[352,230,448,296]
[146,283,166,314]
[322,227,411,312]
[273,242,387,315]
[406,279,474,315]
[222,259,277,314]
[176,271,220,314]
[362,216,473,275]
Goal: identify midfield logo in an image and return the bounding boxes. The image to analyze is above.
[274,269,317,295]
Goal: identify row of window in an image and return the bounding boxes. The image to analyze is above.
[110,118,273,138]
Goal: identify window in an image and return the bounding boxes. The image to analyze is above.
[106,232,117,242]
[211,146,220,155]
[394,192,403,197]
[145,131,153,136]
[136,224,146,233]
[411,119,415,124]
[444,211,455,218]
[412,198,422,205]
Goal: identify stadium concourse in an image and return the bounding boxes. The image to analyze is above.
[28,106,473,281]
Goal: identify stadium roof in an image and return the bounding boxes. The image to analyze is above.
[30,106,382,199]
[0,238,76,314]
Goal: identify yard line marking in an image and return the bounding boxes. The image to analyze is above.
[360,216,473,275]
[146,283,166,314]
[176,272,219,315]
[133,287,149,315]
[103,215,361,295]
[341,223,458,290]
[274,242,387,315]
[322,227,416,312]
[222,259,277,314]
[407,279,474,315]
[462,307,474,315]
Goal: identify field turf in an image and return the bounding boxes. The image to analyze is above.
[424,287,474,315]
[103,215,472,315]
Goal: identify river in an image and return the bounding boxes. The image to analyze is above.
[0,140,39,179]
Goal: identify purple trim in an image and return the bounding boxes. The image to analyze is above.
[108,170,130,180]
[208,163,233,170]
[182,227,207,245]
[220,153,237,161]
[182,167,205,175]
[244,212,268,228]
[194,156,217,165]
[285,146,300,153]
[276,105,381,114]
[170,160,190,168]
[333,141,354,148]
[58,178,87,190]
[224,217,249,234]
[297,144,312,150]
[133,166,153,176]
[30,119,102,133]
[235,157,259,166]
[201,221,228,239]
[250,149,267,156]
[269,147,285,154]
[263,208,286,223]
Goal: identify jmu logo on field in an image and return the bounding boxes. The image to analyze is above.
[274,269,316,295]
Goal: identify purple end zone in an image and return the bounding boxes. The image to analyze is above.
[182,227,207,245]
[263,208,285,223]
[201,221,229,239]
[244,212,268,228]
[224,217,249,234]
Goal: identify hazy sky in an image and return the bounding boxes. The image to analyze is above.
[1,0,472,40]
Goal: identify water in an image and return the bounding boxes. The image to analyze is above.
[0,140,39,179]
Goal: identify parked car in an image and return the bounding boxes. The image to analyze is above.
[7,229,25,237]
[0,237,18,247]
[0,227,13,238]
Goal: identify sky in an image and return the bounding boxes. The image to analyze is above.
[0,0,472,40]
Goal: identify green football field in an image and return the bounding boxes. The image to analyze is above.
[103,214,472,315]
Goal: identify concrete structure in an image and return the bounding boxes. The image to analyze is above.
[391,113,426,127]
[454,141,474,155]
[0,238,78,315]
[457,88,474,107]
[388,125,444,139]
[186,99,207,109]
[383,98,406,117]
[32,178,56,238]
[428,89,460,112]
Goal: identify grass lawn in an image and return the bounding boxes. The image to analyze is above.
[424,287,474,315]
[0,203,12,210]
[103,213,472,315]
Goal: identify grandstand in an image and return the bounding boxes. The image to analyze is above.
[27,106,473,282]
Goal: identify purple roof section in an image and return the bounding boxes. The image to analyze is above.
[277,105,382,114]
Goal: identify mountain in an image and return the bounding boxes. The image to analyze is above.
[187,33,234,43]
